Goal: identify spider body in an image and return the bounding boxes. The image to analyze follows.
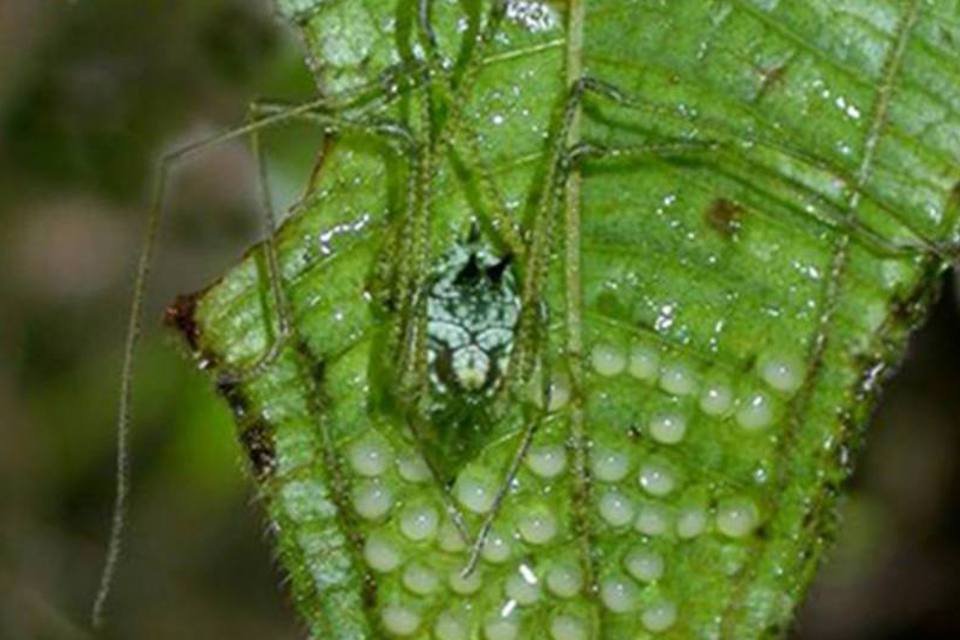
[426,235,519,399]
[421,230,519,475]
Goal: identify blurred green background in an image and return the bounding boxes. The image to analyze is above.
[0,1,957,638]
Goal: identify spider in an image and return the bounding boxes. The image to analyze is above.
[92,0,956,632]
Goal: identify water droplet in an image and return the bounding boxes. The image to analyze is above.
[648,411,688,444]
[399,504,439,542]
[526,443,567,478]
[517,506,558,544]
[352,479,394,520]
[545,562,582,598]
[659,361,698,396]
[628,344,660,381]
[736,391,776,430]
[348,436,392,476]
[624,547,665,582]
[363,533,402,573]
[639,461,677,496]
[635,503,671,536]
[590,446,631,482]
[590,342,627,376]
[642,599,678,633]
[381,605,421,636]
[599,490,636,527]
[402,562,441,595]
[716,497,760,538]
[600,576,640,613]
[654,303,677,332]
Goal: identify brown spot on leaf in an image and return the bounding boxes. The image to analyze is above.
[164,293,201,351]
[239,420,277,480]
[705,198,744,238]
[756,63,788,99]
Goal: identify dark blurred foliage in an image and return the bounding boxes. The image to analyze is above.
[0,1,957,639]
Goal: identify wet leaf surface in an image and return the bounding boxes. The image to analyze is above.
[175,1,960,638]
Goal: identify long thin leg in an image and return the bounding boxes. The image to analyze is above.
[574,77,952,262]
[463,64,957,575]
[461,78,727,575]
[461,78,589,574]
[91,116,299,629]
[415,1,526,256]
[215,108,418,384]
[90,85,425,628]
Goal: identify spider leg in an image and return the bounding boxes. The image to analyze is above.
[573,76,956,263]
[91,74,432,627]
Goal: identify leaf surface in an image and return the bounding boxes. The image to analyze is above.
[172,1,960,638]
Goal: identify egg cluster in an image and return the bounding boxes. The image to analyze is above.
[345,431,595,639]
[589,341,805,433]
[331,336,806,637]
[579,338,808,633]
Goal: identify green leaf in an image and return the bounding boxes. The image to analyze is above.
[170,1,960,638]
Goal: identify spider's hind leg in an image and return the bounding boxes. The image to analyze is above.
[92,74,429,627]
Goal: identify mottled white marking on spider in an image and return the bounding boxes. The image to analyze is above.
[506,0,559,33]
[426,230,519,398]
